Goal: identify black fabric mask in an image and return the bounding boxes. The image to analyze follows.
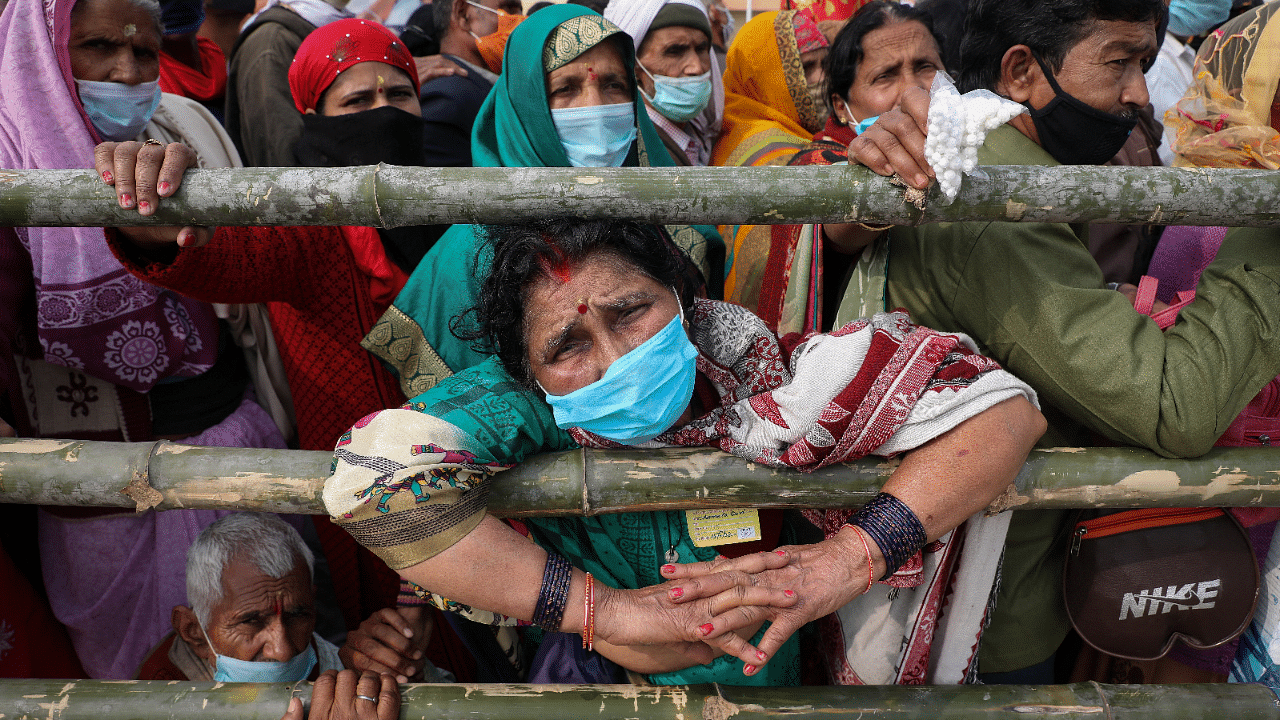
[1024,53,1138,166]
[293,105,428,167]
[294,106,443,273]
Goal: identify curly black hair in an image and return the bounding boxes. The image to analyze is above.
[451,218,686,387]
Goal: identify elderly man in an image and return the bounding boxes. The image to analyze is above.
[421,0,523,168]
[605,0,722,165]
[136,513,449,684]
[709,0,1280,685]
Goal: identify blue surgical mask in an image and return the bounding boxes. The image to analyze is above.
[1167,0,1230,38]
[550,102,637,168]
[201,624,318,683]
[638,63,712,123]
[75,79,162,142]
[542,301,697,445]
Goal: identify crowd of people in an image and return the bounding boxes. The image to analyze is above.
[3,0,1280,709]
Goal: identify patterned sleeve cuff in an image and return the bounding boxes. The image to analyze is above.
[398,578,430,606]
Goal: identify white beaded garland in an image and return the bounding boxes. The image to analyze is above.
[923,73,1026,203]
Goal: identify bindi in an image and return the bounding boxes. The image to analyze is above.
[377,74,385,93]
[122,23,136,36]
[577,299,589,314]
[586,65,597,81]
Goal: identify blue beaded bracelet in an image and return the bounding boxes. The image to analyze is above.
[532,553,573,632]
[848,492,927,580]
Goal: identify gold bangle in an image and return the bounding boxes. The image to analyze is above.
[855,222,892,232]
[143,139,164,146]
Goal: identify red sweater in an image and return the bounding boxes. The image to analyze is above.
[108,225,406,453]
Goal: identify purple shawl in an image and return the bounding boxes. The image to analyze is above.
[0,0,218,393]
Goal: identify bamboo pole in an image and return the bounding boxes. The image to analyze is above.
[3,165,1280,228]
[1,680,1277,719]
[2,438,1279,515]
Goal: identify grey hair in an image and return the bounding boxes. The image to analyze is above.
[186,513,315,628]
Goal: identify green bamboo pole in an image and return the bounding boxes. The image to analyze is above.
[3,165,1280,228]
[1,680,1277,719]
[2,438,1280,514]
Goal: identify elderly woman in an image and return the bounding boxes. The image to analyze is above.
[98,17,451,675]
[724,2,944,334]
[0,0,288,679]
[362,3,722,401]
[326,217,1046,685]
[711,9,829,168]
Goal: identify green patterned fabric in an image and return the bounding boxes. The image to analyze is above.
[362,3,723,397]
[542,13,624,71]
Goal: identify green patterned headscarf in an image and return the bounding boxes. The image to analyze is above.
[470,3,675,168]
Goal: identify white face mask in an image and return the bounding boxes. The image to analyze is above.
[75,78,161,141]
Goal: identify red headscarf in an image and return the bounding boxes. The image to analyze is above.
[288,18,419,113]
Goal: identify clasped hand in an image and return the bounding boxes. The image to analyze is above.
[605,527,874,676]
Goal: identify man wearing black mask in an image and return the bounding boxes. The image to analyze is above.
[812,0,1280,686]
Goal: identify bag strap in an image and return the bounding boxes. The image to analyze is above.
[1134,275,1159,315]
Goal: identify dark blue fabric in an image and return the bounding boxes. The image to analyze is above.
[419,55,495,168]
[159,0,205,35]
[527,632,627,684]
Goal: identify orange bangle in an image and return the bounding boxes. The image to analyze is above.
[850,526,874,595]
[582,572,595,651]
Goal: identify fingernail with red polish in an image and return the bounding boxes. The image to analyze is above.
[669,587,684,600]
[120,193,133,208]
[698,623,714,636]
[784,589,795,598]
[138,200,150,214]
[774,550,787,556]
[661,564,676,574]
[157,181,171,194]
[715,554,726,560]
[744,664,756,674]
[101,170,113,183]
[756,650,767,661]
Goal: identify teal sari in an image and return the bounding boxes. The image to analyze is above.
[361,5,721,398]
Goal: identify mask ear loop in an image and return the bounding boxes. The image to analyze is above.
[197,620,221,674]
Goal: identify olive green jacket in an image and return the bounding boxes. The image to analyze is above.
[885,123,1280,672]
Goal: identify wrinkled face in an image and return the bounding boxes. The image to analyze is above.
[546,41,633,110]
[523,251,681,396]
[801,47,828,85]
[68,0,161,84]
[203,555,316,664]
[316,62,422,117]
[835,20,942,124]
[636,25,712,97]
[1022,19,1156,117]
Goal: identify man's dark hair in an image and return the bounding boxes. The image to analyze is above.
[454,219,684,387]
[914,0,965,71]
[957,0,1163,93]
[433,0,458,37]
[402,4,440,56]
[822,2,937,122]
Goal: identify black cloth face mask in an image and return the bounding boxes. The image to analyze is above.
[1024,52,1138,166]
[293,105,428,168]
[293,105,442,272]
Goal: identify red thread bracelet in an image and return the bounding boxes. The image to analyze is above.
[850,526,874,595]
[582,572,595,650]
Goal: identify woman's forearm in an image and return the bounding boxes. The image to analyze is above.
[882,395,1045,541]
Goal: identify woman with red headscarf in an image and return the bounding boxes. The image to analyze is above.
[99,18,470,682]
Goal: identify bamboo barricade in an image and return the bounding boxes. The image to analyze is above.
[3,679,1279,719]
[4,165,1280,228]
[2,438,1280,514]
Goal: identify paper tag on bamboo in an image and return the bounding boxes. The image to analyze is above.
[686,508,762,547]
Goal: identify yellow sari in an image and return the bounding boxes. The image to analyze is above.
[711,10,823,168]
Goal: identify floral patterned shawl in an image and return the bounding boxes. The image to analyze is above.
[0,0,219,392]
